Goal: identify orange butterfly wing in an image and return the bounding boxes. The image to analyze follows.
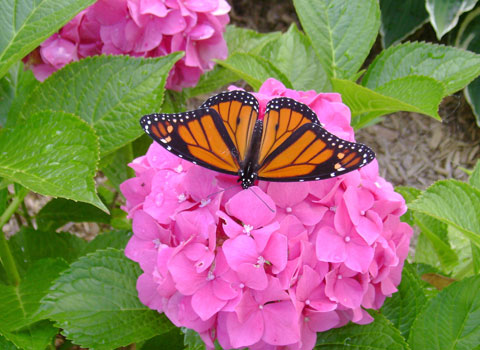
[140,90,259,176]
[257,99,375,181]
[141,108,240,175]
[201,90,259,164]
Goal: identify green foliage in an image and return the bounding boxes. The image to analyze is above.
[36,198,110,231]
[42,249,174,350]
[260,24,329,91]
[426,0,478,39]
[409,180,480,248]
[0,0,96,78]
[408,275,480,349]
[0,110,106,211]
[293,0,380,80]
[381,264,428,339]
[217,52,292,91]
[7,228,87,276]
[332,77,443,129]
[18,54,183,156]
[363,41,480,96]
[380,0,429,47]
[315,312,409,349]
[0,258,69,349]
[456,7,480,127]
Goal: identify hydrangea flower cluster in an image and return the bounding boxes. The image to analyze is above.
[24,0,230,90]
[121,78,413,349]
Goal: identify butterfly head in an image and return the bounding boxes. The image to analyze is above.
[239,169,258,189]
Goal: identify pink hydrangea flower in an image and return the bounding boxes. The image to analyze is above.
[23,0,230,90]
[120,78,413,349]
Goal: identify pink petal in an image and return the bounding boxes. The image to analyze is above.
[262,301,300,345]
[296,265,321,301]
[140,0,168,17]
[344,241,374,273]
[183,0,219,12]
[226,309,264,348]
[267,182,309,208]
[263,233,288,273]
[237,263,268,290]
[191,283,227,320]
[159,9,187,35]
[355,211,382,245]
[293,201,327,226]
[137,273,164,312]
[226,187,276,228]
[222,235,258,269]
[315,226,347,263]
[40,36,77,68]
[306,309,340,332]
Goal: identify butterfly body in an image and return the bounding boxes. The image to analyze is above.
[140,91,375,189]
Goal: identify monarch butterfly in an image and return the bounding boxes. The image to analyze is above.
[140,90,375,189]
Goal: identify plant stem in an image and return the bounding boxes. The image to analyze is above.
[21,200,33,227]
[0,189,28,286]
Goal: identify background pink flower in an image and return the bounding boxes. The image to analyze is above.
[120,78,413,349]
[24,0,230,90]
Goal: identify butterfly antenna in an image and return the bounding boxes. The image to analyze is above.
[207,184,238,199]
[248,187,275,213]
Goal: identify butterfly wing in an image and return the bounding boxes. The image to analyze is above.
[140,108,240,175]
[256,106,375,182]
[201,90,259,165]
[257,97,321,166]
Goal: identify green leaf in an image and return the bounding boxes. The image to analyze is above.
[1,62,39,128]
[80,230,132,255]
[448,225,475,278]
[315,312,408,349]
[409,180,480,248]
[456,8,480,127]
[0,110,106,211]
[472,242,480,274]
[426,0,478,39]
[413,263,441,298]
[184,329,207,350]
[379,0,429,48]
[414,213,459,272]
[184,26,281,98]
[8,228,87,275]
[20,54,183,156]
[139,328,185,350]
[42,249,174,350]
[0,335,18,350]
[293,0,380,80]
[36,198,110,231]
[216,52,293,91]
[0,0,95,78]
[100,146,131,190]
[0,258,68,349]
[408,275,480,349]
[363,41,480,96]
[395,186,421,226]
[183,66,239,98]
[2,320,58,350]
[396,186,422,204]
[465,77,480,127]
[260,24,330,91]
[381,263,428,339]
[225,26,282,55]
[332,78,443,129]
[470,160,480,190]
